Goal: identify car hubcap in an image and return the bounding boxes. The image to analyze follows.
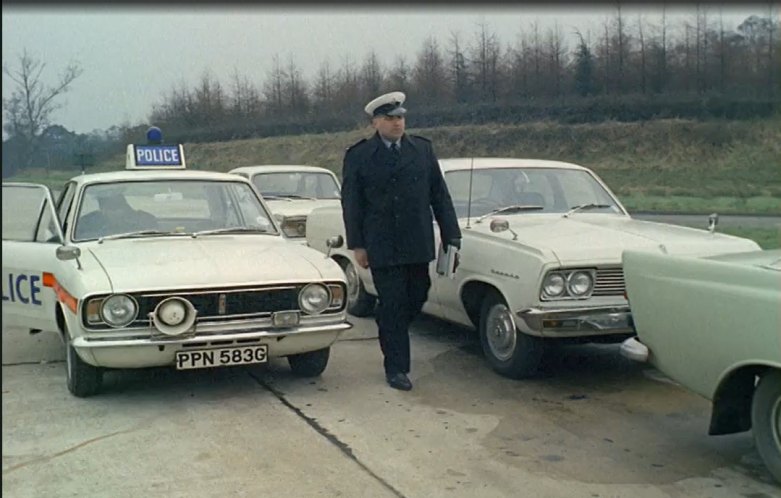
[345,262,361,306]
[486,304,517,362]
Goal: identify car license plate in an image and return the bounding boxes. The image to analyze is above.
[175,345,268,370]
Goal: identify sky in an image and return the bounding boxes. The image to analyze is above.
[2,3,771,135]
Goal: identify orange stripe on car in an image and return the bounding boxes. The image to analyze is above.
[42,272,78,314]
[42,272,56,288]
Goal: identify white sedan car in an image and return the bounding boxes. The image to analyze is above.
[230,165,341,244]
[2,146,350,397]
[306,157,761,379]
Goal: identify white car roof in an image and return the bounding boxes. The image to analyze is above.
[68,169,250,188]
[229,165,335,175]
[438,157,588,173]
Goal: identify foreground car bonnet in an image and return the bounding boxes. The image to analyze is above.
[488,214,759,262]
[87,236,332,291]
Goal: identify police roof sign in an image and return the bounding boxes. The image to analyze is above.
[125,144,187,170]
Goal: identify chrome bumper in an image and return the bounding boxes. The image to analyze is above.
[73,322,352,348]
[619,336,650,362]
[516,305,632,337]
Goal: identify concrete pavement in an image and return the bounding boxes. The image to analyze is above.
[3,316,779,497]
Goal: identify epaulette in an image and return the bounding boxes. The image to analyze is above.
[410,134,431,143]
[345,138,368,152]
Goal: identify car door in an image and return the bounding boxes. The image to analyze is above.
[2,183,66,332]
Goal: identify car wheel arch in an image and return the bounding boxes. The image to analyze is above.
[460,280,505,328]
[55,304,67,338]
[709,364,769,435]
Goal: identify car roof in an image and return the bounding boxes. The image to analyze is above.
[67,169,250,188]
[229,165,335,175]
[438,157,588,173]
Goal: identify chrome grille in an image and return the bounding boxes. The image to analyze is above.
[593,268,625,297]
[82,282,346,330]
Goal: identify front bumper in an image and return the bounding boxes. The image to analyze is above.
[516,305,632,338]
[619,336,650,362]
[71,316,352,368]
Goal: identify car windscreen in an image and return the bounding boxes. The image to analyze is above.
[72,180,277,241]
[252,172,341,199]
[444,167,622,218]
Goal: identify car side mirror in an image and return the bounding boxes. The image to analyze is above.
[56,245,81,261]
[490,218,518,241]
[490,219,509,233]
[325,235,344,258]
[707,213,719,233]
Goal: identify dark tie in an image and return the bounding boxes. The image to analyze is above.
[390,142,400,164]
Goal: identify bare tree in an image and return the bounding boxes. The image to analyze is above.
[637,14,647,94]
[545,22,567,97]
[359,51,383,103]
[229,67,261,118]
[312,60,335,109]
[412,36,448,104]
[614,4,627,93]
[3,50,83,169]
[263,54,286,115]
[447,30,471,103]
[384,56,411,94]
[284,57,309,116]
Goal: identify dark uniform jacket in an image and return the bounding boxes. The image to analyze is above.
[341,132,461,269]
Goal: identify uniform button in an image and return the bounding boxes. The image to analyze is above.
[394,196,399,200]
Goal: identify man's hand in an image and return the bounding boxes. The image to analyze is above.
[354,248,369,269]
[447,238,462,250]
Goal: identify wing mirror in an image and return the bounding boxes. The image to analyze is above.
[707,213,719,233]
[56,245,81,261]
[56,245,83,269]
[325,235,344,258]
[489,218,518,241]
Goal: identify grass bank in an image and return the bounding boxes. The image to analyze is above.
[9,117,780,215]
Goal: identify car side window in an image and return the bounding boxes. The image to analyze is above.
[56,182,77,231]
[35,198,62,243]
[2,185,47,242]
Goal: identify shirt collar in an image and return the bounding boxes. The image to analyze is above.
[379,135,401,150]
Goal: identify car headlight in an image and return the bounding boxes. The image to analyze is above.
[299,283,330,315]
[542,273,566,298]
[280,216,307,238]
[100,294,138,327]
[567,271,594,296]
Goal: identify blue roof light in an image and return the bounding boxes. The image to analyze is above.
[146,126,163,144]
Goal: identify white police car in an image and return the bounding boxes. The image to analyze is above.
[1,129,350,397]
[230,165,342,244]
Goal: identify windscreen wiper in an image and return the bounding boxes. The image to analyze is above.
[191,227,273,238]
[97,230,188,243]
[475,204,544,223]
[562,203,612,218]
[276,194,317,200]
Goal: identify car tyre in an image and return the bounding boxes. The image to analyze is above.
[288,347,330,377]
[65,325,103,398]
[751,369,781,483]
[339,258,376,317]
[479,292,543,379]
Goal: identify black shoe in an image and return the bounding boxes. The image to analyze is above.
[386,372,412,391]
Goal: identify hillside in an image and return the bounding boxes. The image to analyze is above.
[15,117,781,214]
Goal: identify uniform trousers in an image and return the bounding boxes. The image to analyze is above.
[370,263,431,376]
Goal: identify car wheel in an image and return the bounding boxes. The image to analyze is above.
[479,292,543,379]
[64,325,103,398]
[751,369,781,483]
[287,347,330,377]
[339,258,376,317]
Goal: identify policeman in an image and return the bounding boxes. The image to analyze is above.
[341,91,461,391]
